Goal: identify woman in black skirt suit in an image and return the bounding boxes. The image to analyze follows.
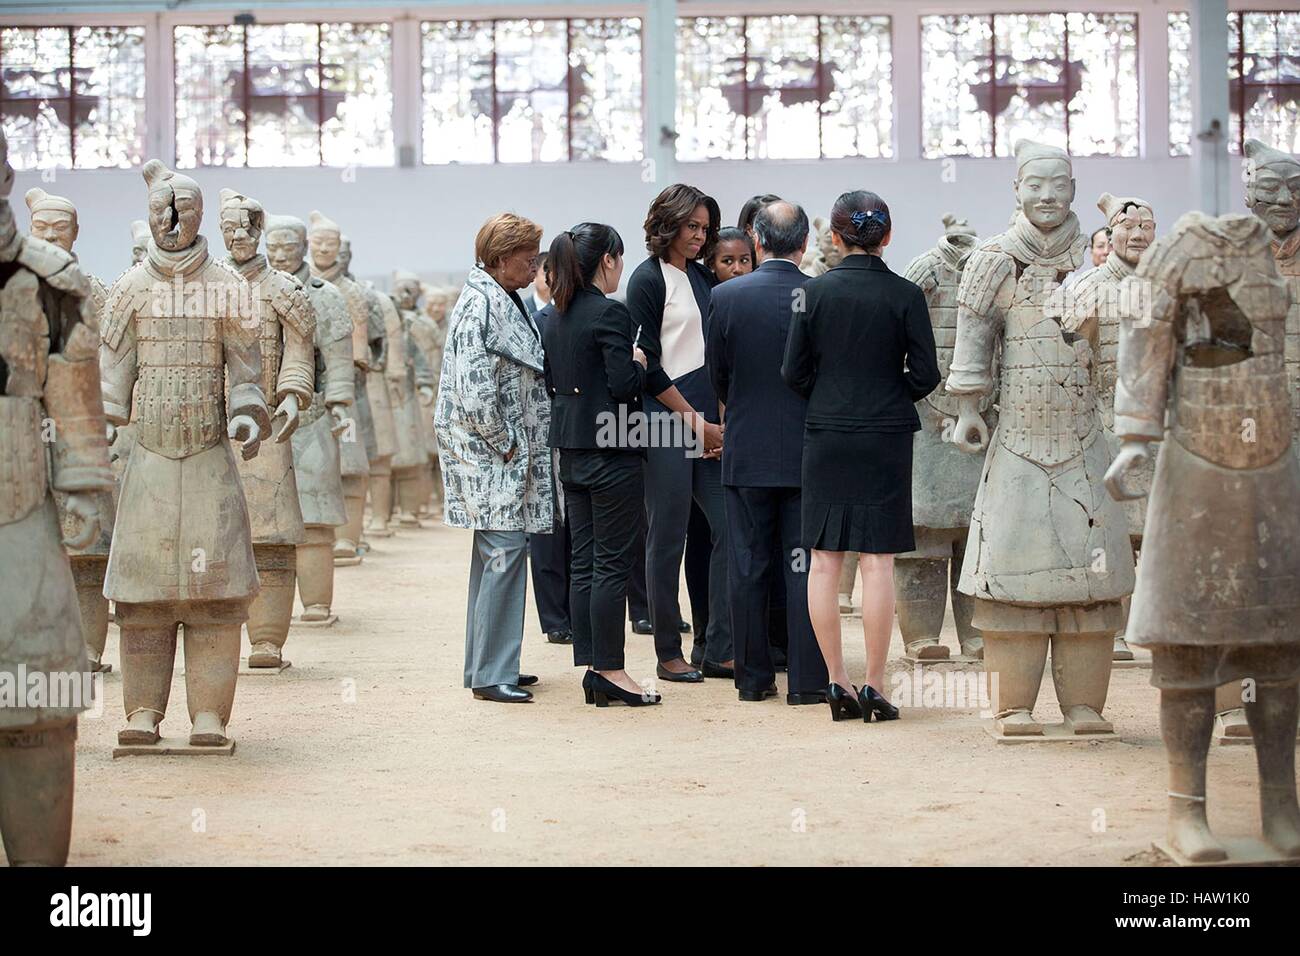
[781,190,940,722]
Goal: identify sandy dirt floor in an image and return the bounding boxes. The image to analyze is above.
[24,521,1278,866]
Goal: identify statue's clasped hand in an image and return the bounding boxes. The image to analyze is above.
[229,414,266,461]
[1105,440,1151,501]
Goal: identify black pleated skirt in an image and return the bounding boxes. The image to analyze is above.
[801,426,915,554]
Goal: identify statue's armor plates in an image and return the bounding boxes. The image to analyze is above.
[0,396,48,524]
[1272,246,1300,446]
[133,313,226,458]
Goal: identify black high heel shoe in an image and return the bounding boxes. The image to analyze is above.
[826,683,864,722]
[582,670,595,705]
[590,672,661,708]
[859,685,899,722]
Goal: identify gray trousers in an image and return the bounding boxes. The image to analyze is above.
[463,529,528,688]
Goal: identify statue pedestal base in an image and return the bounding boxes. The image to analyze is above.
[240,658,292,676]
[293,612,338,628]
[334,553,362,567]
[113,736,236,758]
[982,719,1122,744]
[1153,838,1300,867]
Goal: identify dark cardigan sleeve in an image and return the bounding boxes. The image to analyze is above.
[596,300,645,402]
[627,258,673,396]
[902,284,941,403]
[781,288,817,399]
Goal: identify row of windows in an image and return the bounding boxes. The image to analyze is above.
[1,12,1297,170]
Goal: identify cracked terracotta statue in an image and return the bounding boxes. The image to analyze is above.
[0,131,113,865]
[129,219,149,266]
[415,282,451,516]
[24,187,116,674]
[948,140,1136,739]
[390,271,437,525]
[219,189,316,668]
[1108,211,1300,863]
[899,214,986,660]
[265,214,354,625]
[101,159,270,749]
[1053,192,1157,663]
[307,213,378,565]
[799,216,845,279]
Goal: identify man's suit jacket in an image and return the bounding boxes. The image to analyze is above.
[705,258,809,488]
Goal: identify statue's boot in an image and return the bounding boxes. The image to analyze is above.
[334,474,367,565]
[1161,687,1228,862]
[395,466,424,527]
[949,539,983,658]
[296,525,336,621]
[895,557,949,659]
[1215,681,1252,739]
[984,631,1048,735]
[72,554,111,673]
[0,717,77,866]
[183,606,242,746]
[247,544,295,668]
[1247,680,1300,857]
[1113,596,1135,660]
[837,553,858,613]
[1051,631,1115,734]
[427,460,443,517]
[366,455,395,537]
[116,602,177,745]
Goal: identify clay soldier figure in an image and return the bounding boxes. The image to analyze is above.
[265,214,355,625]
[799,217,845,278]
[417,282,451,516]
[898,214,985,660]
[307,213,378,564]
[1108,212,1300,862]
[1052,193,1157,663]
[101,160,270,748]
[129,220,149,266]
[948,140,1136,738]
[0,131,114,865]
[24,187,116,673]
[218,190,316,668]
[382,277,434,526]
[395,272,439,521]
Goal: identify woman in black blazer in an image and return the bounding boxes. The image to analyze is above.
[782,191,941,723]
[543,223,659,708]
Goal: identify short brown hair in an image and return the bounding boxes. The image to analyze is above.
[475,213,543,269]
[643,184,720,262]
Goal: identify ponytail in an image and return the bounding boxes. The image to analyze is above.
[548,222,625,314]
[829,190,891,255]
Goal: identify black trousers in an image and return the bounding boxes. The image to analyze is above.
[528,519,571,635]
[683,498,711,659]
[723,484,828,694]
[560,449,644,671]
[628,517,649,622]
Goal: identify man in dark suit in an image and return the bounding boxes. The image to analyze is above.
[706,201,828,703]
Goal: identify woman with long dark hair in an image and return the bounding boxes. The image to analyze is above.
[543,223,659,707]
[627,183,732,683]
[782,191,941,722]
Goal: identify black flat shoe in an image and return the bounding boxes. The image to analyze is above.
[827,683,864,721]
[546,630,573,644]
[589,672,661,707]
[677,620,692,633]
[471,684,533,703]
[631,619,653,635]
[701,660,734,679]
[786,690,828,706]
[860,684,899,722]
[517,674,538,687]
[738,682,778,702]
[655,662,703,683]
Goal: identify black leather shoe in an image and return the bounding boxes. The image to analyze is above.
[701,660,734,679]
[860,684,899,722]
[589,672,661,707]
[827,683,864,721]
[677,619,692,633]
[546,630,573,644]
[786,690,828,706]
[655,662,703,683]
[517,674,538,687]
[471,684,533,703]
[631,619,653,635]
[738,683,778,702]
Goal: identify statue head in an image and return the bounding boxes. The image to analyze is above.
[941,212,978,254]
[339,235,353,274]
[264,213,307,274]
[218,188,263,265]
[1244,139,1300,239]
[1098,193,1155,268]
[1013,140,1075,230]
[307,210,341,270]
[130,219,150,263]
[142,159,203,251]
[812,218,842,268]
[392,269,421,310]
[24,187,78,253]
[422,283,451,323]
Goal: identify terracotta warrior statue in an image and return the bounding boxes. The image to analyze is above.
[0,131,113,864]
[1107,211,1300,862]
[384,275,435,526]
[265,213,354,625]
[948,140,1136,738]
[416,282,450,516]
[25,187,116,673]
[307,213,378,565]
[799,216,844,278]
[395,273,439,521]
[129,219,149,265]
[218,189,316,668]
[101,160,270,748]
[899,214,986,660]
[1052,192,1157,663]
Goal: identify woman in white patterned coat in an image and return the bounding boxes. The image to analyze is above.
[434,213,554,703]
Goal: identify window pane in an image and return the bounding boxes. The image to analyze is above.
[72,26,146,168]
[421,20,494,165]
[1066,13,1138,157]
[320,22,393,166]
[569,18,642,162]
[495,19,567,163]
[994,14,1067,157]
[1237,12,1300,155]
[245,22,320,167]
[745,15,819,159]
[821,16,893,160]
[921,15,993,158]
[174,25,247,168]
[1168,12,1192,156]
[676,17,745,161]
[0,27,72,170]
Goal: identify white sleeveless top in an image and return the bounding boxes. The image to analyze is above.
[658,259,705,381]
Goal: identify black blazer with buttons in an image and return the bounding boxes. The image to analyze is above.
[543,286,646,452]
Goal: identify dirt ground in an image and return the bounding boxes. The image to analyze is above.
[32,522,1276,866]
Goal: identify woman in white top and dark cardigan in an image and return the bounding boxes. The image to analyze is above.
[626,184,732,682]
